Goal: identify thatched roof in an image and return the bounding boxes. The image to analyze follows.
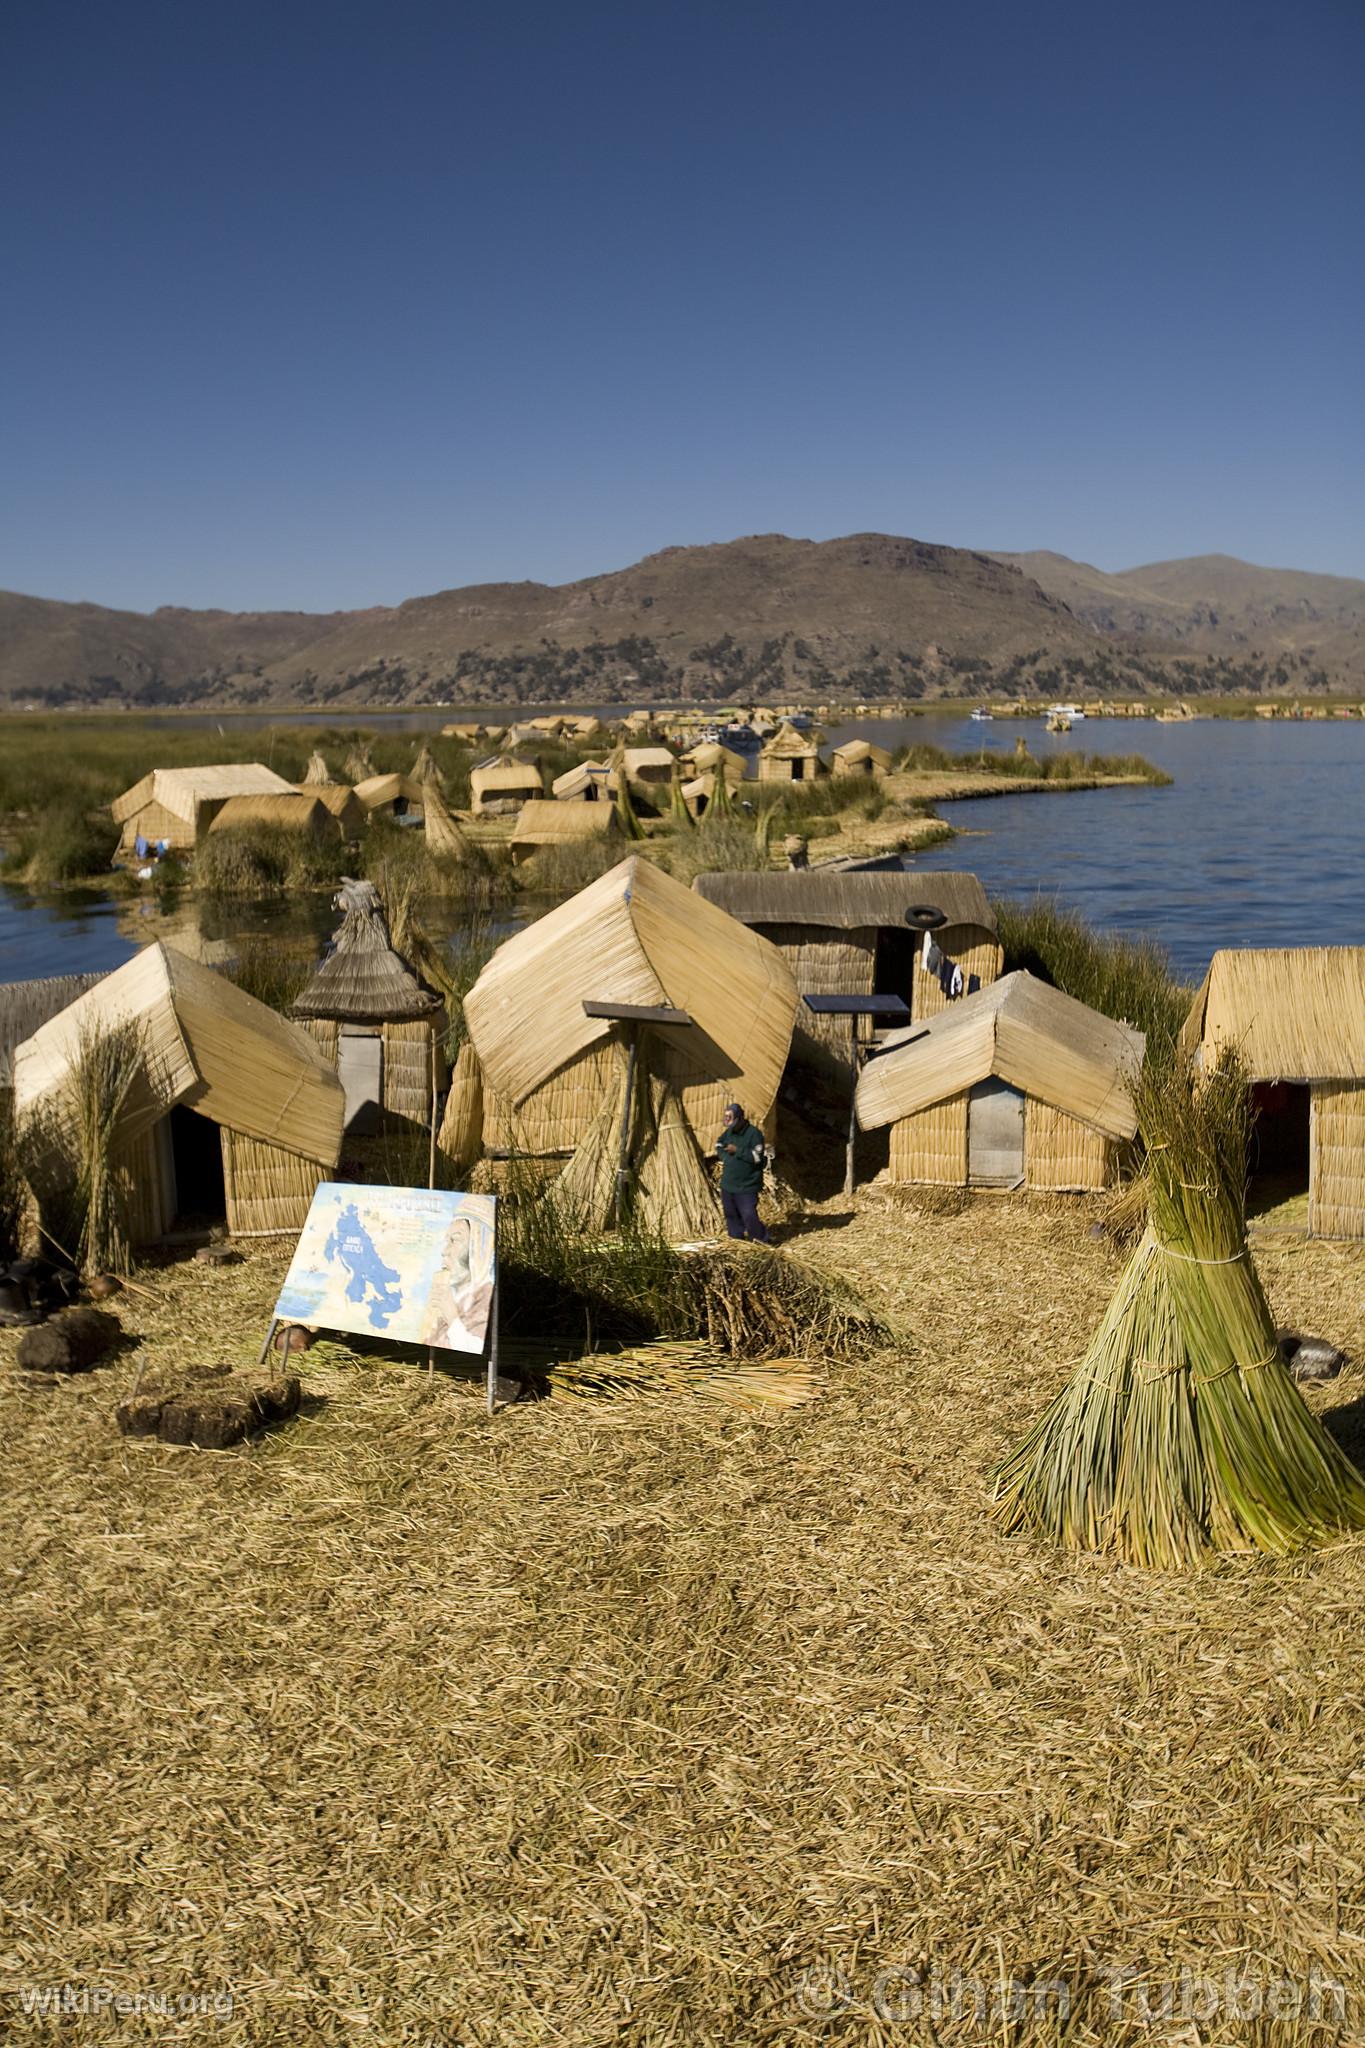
[111,763,293,826]
[208,793,339,837]
[471,756,544,787]
[551,761,611,800]
[0,972,107,1087]
[1180,947,1365,1081]
[512,800,619,848]
[761,721,820,759]
[685,741,747,780]
[833,739,894,770]
[14,944,344,1166]
[464,855,798,1118]
[693,869,996,934]
[291,881,442,1024]
[619,746,676,779]
[857,972,1144,1140]
[296,784,366,835]
[353,773,427,810]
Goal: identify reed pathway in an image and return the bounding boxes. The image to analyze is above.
[2,1198,1363,2043]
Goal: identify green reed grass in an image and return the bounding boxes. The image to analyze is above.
[993,1051,1365,1566]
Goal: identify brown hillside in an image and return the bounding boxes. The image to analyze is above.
[994,550,1365,678]
[2,535,1360,708]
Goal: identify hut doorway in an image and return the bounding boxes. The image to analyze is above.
[873,927,919,1015]
[1248,1081,1311,1219]
[967,1080,1025,1187]
[167,1105,227,1232]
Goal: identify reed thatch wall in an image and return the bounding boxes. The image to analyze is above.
[382,1019,445,1124]
[1311,1083,1365,1239]
[911,930,1007,1019]
[222,1129,329,1237]
[482,1043,618,1154]
[116,1122,174,1244]
[116,798,192,852]
[1025,1101,1114,1191]
[886,1090,1116,1191]
[889,1092,968,1183]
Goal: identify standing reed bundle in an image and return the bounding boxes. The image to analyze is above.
[706,765,735,818]
[668,763,694,830]
[993,1054,1365,1566]
[411,741,444,789]
[551,1033,720,1241]
[343,742,376,783]
[612,758,645,842]
[303,749,332,786]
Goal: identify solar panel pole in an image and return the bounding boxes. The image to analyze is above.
[845,1013,860,1201]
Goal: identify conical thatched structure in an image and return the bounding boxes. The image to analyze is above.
[343,743,376,784]
[291,880,446,1132]
[411,740,445,790]
[993,1056,1365,1567]
[423,786,471,862]
[303,749,332,786]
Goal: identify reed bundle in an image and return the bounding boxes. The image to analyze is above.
[706,764,735,818]
[548,1340,820,1413]
[343,742,376,783]
[667,765,694,830]
[613,768,644,842]
[993,1055,1365,1566]
[303,749,332,785]
[552,1034,720,1241]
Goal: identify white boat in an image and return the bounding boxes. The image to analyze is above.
[968,707,994,723]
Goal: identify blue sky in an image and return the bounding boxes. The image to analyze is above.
[3,0,1361,611]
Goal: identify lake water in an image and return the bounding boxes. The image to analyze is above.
[1,713,1360,986]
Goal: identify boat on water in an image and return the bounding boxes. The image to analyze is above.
[968,707,994,723]
[720,722,759,747]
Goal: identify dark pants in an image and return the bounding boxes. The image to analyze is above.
[721,1189,770,1243]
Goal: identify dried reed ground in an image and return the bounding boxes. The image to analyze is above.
[3,1201,1364,2046]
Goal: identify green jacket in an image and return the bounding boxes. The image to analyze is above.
[715,1119,766,1193]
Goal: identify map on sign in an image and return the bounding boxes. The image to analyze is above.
[273,1185,497,1354]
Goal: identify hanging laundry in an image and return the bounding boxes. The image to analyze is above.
[923,938,942,976]
[949,963,965,1000]
[937,957,954,996]
[967,973,980,996]
[134,834,148,860]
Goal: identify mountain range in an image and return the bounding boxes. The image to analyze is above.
[2,534,1361,709]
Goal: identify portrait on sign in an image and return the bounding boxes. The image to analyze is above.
[273,1185,497,1354]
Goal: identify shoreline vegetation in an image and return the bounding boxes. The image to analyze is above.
[0,714,1169,898]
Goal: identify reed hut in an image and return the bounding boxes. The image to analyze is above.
[456,856,798,1234]
[609,746,677,791]
[295,784,367,840]
[856,972,1144,1191]
[758,722,824,785]
[832,739,893,779]
[1180,946,1365,1238]
[111,764,294,854]
[681,740,748,785]
[441,721,485,742]
[510,800,620,866]
[470,756,545,817]
[291,880,446,1135]
[692,870,1002,1070]
[353,772,427,823]
[12,944,344,1241]
[207,792,342,844]
[551,761,611,802]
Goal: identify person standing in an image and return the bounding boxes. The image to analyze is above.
[714,1102,771,1243]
